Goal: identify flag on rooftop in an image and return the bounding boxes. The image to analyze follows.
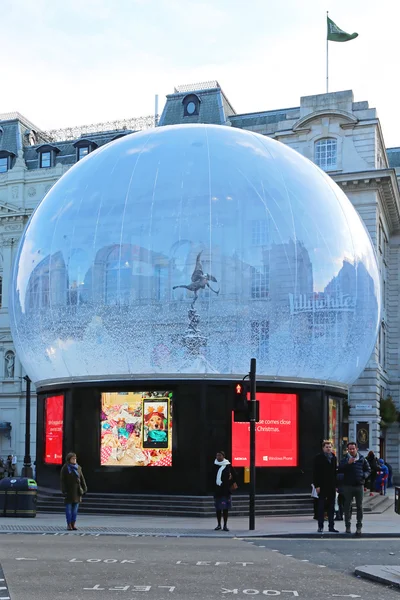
[327,16,358,42]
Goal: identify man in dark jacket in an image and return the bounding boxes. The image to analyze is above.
[313,440,338,533]
[338,441,371,536]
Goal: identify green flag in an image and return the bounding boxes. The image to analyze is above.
[327,16,358,42]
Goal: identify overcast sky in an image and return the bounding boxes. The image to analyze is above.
[1,0,398,146]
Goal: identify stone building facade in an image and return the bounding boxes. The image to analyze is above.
[1,82,399,478]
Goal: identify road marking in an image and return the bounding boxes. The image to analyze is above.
[0,563,10,600]
[15,558,37,561]
[332,594,361,598]
[83,584,175,592]
[317,565,326,568]
[221,591,299,596]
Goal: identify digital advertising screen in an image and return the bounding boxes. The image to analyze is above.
[44,395,64,465]
[232,393,298,467]
[100,391,173,467]
[328,397,339,453]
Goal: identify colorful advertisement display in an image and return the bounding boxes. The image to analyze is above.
[44,395,64,465]
[232,393,298,467]
[328,397,339,453]
[101,391,173,467]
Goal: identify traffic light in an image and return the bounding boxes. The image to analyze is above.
[233,381,250,421]
[233,381,248,410]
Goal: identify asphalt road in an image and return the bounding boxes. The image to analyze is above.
[0,535,398,600]
[247,538,400,575]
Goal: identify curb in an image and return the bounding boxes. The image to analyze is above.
[355,565,400,588]
[1,528,400,539]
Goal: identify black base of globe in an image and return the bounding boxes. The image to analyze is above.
[35,379,346,496]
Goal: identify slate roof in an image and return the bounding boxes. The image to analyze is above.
[230,106,300,129]
[0,119,24,155]
[0,113,50,156]
[23,129,133,170]
[159,83,236,126]
[387,147,400,168]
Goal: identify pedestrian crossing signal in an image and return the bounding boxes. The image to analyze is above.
[233,381,248,411]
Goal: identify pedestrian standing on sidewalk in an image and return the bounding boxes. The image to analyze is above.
[213,451,237,532]
[338,441,371,536]
[366,451,379,496]
[60,452,87,531]
[313,440,339,533]
[5,455,14,477]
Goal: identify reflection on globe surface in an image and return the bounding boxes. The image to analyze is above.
[10,124,380,386]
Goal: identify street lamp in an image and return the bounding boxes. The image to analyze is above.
[21,375,33,478]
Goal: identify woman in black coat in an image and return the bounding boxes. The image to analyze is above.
[60,452,87,531]
[213,450,237,531]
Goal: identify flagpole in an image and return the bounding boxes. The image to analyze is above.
[326,11,329,93]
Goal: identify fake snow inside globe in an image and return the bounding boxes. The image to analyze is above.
[10,124,380,387]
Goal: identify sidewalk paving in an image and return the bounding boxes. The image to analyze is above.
[0,491,397,539]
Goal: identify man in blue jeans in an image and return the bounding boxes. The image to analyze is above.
[338,441,370,536]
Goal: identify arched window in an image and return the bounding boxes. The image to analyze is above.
[315,138,337,171]
[182,94,201,117]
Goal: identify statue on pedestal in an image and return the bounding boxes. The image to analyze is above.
[173,251,219,373]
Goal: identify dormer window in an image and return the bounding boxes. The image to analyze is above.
[78,146,89,160]
[73,139,98,161]
[0,151,15,173]
[36,144,60,169]
[40,151,51,168]
[182,94,200,117]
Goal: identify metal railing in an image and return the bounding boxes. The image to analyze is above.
[42,115,159,142]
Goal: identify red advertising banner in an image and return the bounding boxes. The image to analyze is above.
[232,393,298,467]
[44,395,64,465]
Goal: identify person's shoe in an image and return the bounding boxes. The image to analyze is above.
[317,527,323,533]
[71,522,78,531]
[328,528,339,533]
[67,524,72,531]
[369,492,374,496]
[223,525,229,532]
[335,517,343,521]
[355,527,362,536]
[345,526,351,534]
[214,525,221,530]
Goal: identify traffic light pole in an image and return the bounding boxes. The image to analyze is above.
[249,357,256,530]
[22,375,33,479]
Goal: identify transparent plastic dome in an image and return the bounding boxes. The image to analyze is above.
[10,124,381,386]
